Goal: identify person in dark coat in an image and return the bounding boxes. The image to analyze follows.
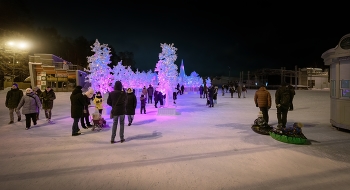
[199,85,204,98]
[154,90,159,108]
[173,90,177,104]
[40,86,56,124]
[33,86,42,120]
[5,83,23,124]
[157,91,164,107]
[81,88,94,129]
[275,81,293,128]
[147,85,154,104]
[181,85,185,95]
[208,86,214,107]
[126,88,137,126]
[288,84,296,111]
[16,88,41,130]
[140,94,146,114]
[70,86,85,136]
[107,81,126,144]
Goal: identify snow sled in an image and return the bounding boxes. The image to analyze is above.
[269,123,310,145]
[251,124,273,135]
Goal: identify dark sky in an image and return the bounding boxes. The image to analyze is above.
[26,1,350,77]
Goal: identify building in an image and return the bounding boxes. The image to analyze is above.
[28,54,88,92]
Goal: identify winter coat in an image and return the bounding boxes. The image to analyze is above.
[142,87,147,96]
[34,88,42,103]
[199,85,204,94]
[126,92,137,115]
[254,86,271,108]
[107,81,126,116]
[70,87,85,118]
[147,86,154,97]
[5,88,23,108]
[208,87,214,98]
[82,94,91,116]
[275,86,292,109]
[154,91,158,101]
[16,92,41,114]
[140,96,146,107]
[40,89,56,109]
[93,96,103,110]
[213,87,218,100]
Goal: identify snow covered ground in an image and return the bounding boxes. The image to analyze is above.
[0,88,350,190]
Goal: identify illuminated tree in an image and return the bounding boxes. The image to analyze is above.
[154,43,178,107]
[86,39,113,94]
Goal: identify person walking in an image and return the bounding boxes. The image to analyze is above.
[208,86,214,107]
[93,91,103,114]
[236,84,242,98]
[242,85,247,98]
[40,86,56,124]
[33,86,42,120]
[181,85,185,95]
[140,94,146,114]
[288,84,296,111]
[70,86,85,136]
[107,81,126,144]
[142,86,148,102]
[126,88,137,126]
[154,90,159,108]
[16,88,41,130]
[254,84,272,126]
[5,83,23,124]
[147,85,154,104]
[173,90,177,104]
[229,85,235,98]
[157,91,164,107]
[213,86,218,104]
[275,81,293,128]
[199,85,204,98]
[81,88,94,129]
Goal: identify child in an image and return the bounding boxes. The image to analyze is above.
[93,91,103,114]
[140,94,146,114]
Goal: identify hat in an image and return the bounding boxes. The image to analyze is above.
[46,86,51,88]
[75,86,83,90]
[127,88,133,93]
[281,81,287,86]
[25,88,33,93]
[12,83,18,88]
[293,122,304,128]
[257,111,263,117]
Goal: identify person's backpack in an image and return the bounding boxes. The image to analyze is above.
[280,88,291,108]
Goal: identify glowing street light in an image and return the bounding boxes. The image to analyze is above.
[6,41,29,82]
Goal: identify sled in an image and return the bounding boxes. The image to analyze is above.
[269,129,310,145]
[251,124,273,135]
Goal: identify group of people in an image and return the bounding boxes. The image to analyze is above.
[254,81,295,129]
[5,83,56,130]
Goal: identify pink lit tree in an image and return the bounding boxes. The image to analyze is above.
[154,43,178,107]
[86,39,113,94]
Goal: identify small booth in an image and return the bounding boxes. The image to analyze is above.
[321,33,350,130]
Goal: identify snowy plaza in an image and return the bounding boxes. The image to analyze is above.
[1,88,350,190]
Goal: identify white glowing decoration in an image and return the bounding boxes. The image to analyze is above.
[86,39,113,94]
[154,43,178,107]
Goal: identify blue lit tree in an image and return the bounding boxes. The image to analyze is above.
[154,43,178,107]
[86,39,113,94]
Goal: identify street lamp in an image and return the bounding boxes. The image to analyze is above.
[6,41,29,82]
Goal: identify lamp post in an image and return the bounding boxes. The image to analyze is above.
[6,41,28,82]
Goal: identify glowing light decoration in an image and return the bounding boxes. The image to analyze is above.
[154,43,178,107]
[86,39,113,94]
[206,77,212,87]
[111,60,127,85]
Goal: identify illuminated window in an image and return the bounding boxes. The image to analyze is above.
[340,80,350,98]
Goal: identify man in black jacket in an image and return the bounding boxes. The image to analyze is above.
[70,86,85,136]
[107,81,126,144]
[5,83,23,124]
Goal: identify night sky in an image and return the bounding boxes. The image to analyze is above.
[23,1,350,77]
